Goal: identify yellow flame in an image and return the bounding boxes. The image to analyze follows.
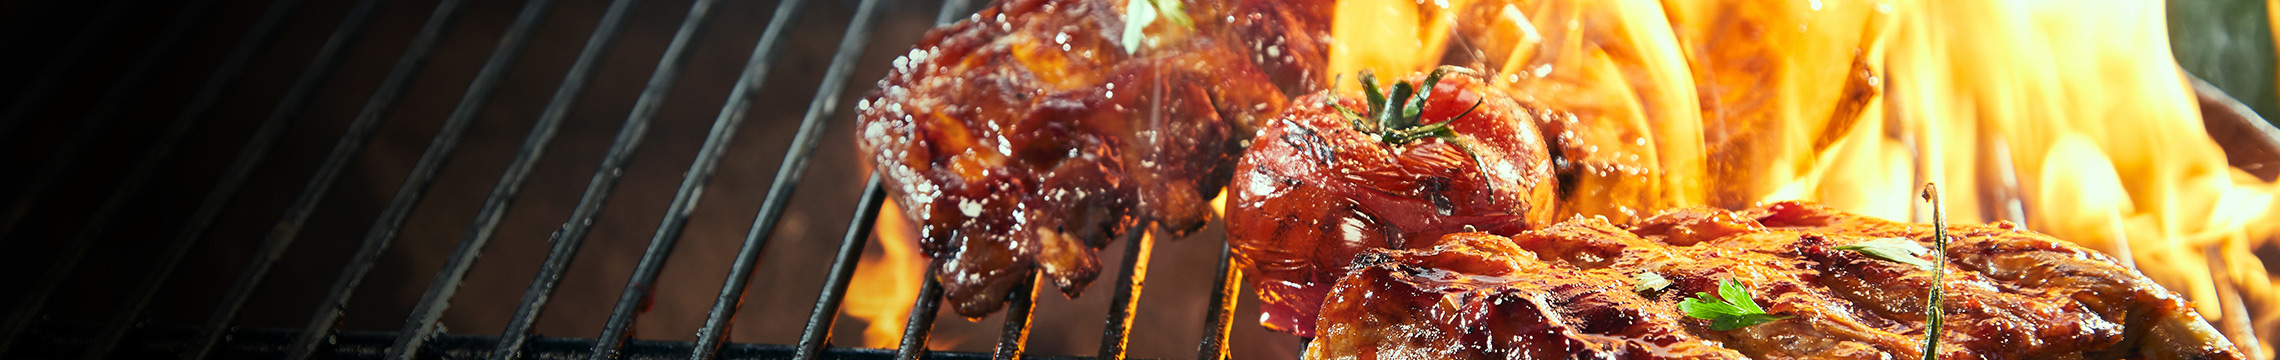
[1328,0,1454,78]
[843,202,927,348]
[1330,0,2280,353]
[1211,190,1228,217]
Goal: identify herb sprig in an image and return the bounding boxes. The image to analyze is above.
[1837,237,1936,270]
[1326,67,1485,147]
[1678,278,1791,331]
[1120,0,1190,54]
[1920,183,1950,360]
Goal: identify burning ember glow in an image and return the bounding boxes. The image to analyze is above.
[843,202,929,348]
[1330,0,2280,355]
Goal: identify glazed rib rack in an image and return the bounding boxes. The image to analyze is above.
[0,0,1243,359]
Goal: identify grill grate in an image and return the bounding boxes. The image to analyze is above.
[0,0,1248,359]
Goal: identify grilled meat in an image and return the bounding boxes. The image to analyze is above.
[855,0,1325,316]
[1226,68,1558,336]
[1307,202,2244,359]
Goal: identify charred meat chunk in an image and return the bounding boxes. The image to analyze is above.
[854,0,1323,316]
[1306,202,2244,360]
[1226,67,1558,336]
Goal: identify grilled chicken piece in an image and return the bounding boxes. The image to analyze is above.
[855,0,1324,316]
[1226,68,1558,336]
[1307,202,2245,360]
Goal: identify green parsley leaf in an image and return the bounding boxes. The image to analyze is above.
[1121,0,1157,54]
[1836,237,1936,270]
[1678,278,1790,331]
[1634,271,1672,293]
[1120,0,1190,54]
[1149,0,1190,27]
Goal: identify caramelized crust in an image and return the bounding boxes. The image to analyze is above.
[1226,70,1557,336]
[855,0,1324,316]
[1307,202,2245,359]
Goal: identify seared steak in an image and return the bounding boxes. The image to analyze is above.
[1307,202,2243,360]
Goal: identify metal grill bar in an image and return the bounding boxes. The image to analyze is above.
[4,0,1278,358]
[2,0,306,355]
[787,3,972,358]
[582,0,811,355]
[582,0,793,357]
[1196,243,1241,360]
[182,1,467,359]
[682,0,884,356]
[894,276,947,360]
[935,0,972,24]
[1098,230,1154,360]
[276,0,554,358]
[994,274,1040,360]
[21,324,1108,360]
[385,0,642,358]
[789,177,885,360]
[491,0,721,357]
[0,0,132,139]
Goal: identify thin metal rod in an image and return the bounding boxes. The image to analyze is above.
[490,0,721,357]
[275,0,550,357]
[0,0,217,240]
[0,0,133,138]
[7,0,308,356]
[18,325,1099,360]
[1195,242,1241,360]
[787,177,885,360]
[187,0,459,359]
[0,0,222,354]
[1097,228,1154,360]
[894,276,946,360]
[790,4,968,357]
[581,0,812,356]
[934,0,971,25]
[384,0,641,358]
[993,273,1039,360]
[680,0,886,357]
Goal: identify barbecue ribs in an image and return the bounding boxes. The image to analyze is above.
[1306,202,2244,359]
[854,0,1326,316]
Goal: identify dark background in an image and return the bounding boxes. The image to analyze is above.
[0,0,1303,359]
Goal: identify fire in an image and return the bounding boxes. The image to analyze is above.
[1331,0,2280,355]
[842,201,929,348]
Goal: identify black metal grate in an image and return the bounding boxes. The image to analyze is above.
[0,0,1247,359]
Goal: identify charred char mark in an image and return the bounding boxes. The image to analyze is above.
[1278,118,1337,165]
[1548,139,1579,201]
[1422,176,1456,216]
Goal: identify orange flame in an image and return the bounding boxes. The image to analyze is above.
[1330,0,2280,354]
[842,202,928,348]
